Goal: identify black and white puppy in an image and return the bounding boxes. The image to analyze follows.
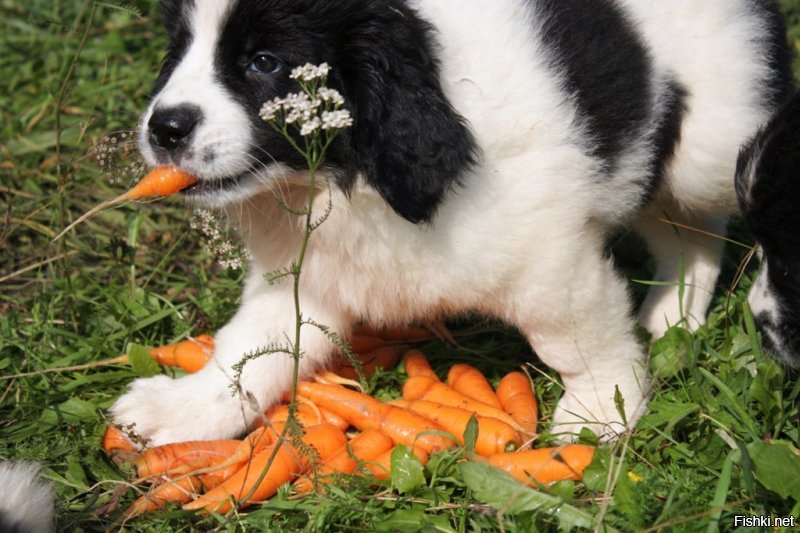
[737,90,800,368]
[111,0,793,444]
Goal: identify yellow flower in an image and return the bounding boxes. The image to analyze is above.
[627,471,643,483]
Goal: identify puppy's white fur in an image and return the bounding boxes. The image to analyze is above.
[114,0,783,444]
[0,462,54,533]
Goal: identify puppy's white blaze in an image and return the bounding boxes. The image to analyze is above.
[749,259,780,322]
[140,0,253,186]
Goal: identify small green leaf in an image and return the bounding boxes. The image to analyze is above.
[614,385,627,426]
[374,508,426,532]
[651,326,692,379]
[638,399,700,434]
[40,397,101,426]
[612,465,642,524]
[459,461,617,532]
[582,446,613,493]
[463,413,479,458]
[747,440,800,501]
[706,450,736,533]
[697,368,758,438]
[64,455,90,491]
[127,343,160,377]
[390,444,426,494]
[127,212,145,249]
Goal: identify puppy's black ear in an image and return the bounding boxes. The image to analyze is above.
[339,3,477,223]
[159,0,191,39]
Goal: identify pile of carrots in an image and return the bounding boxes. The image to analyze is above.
[104,326,596,520]
[89,168,595,519]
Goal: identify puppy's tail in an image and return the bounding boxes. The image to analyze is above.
[0,462,55,533]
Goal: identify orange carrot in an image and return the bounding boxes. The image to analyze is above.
[172,339,213,373]
[194,334,215,348]
[123,475,201,519]
[447,364,502,408]
[134,440,241,479]
[198,461,246,491]
[55,165,198,240]
[102,425,137,454]
[393,399,521,456]
[195,427,274,490]
[124,166,198,199]
[265,403,323,427]
[230,427,276,463]
[402,376,523,432]
[147,344,179,367]
[485,445,595,485]
[496,371,538,435]
[402,350,439,380]
[183,423,346,513]
[352,325,432,342]
[364,445,430,480]
[293,430,394,493]
[296,381,452,454]
[334,345,404,381]
[154,334,213,366]
[317,406,351,431]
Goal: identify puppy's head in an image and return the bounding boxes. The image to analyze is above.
[139,0,476,223]
[736,91,800,368]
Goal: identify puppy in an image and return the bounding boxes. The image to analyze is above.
[111,0,793,444]
[737,90,800,368]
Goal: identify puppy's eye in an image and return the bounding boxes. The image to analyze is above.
[248,54,283,75]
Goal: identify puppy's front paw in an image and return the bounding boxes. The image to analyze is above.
[551,382,647,442]
[110,373,251,446]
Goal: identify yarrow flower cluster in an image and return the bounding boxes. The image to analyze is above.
[258,63,353,138]
[190,208,249,271]
[91,131,146,185]
[290,62,331,82]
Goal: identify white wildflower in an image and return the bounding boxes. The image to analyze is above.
[317,87,345,106]
[321,109,353,130]
[300,117,322,136]
[190,208,247,271]
[290,62,331,82]
[280,92,321,124]
[259,98,283,121]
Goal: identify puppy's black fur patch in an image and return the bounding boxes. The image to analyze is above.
[336,1,478,224]
[642,80,687,205]
[533,0,652,171]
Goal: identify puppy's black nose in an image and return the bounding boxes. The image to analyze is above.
[148,105,202,151]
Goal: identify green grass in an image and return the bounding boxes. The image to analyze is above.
[2,1,800,531]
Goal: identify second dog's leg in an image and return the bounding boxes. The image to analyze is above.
[635,202,727,338]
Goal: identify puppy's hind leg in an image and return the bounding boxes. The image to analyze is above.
[634,200,727,338]
[504,230,650,440]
